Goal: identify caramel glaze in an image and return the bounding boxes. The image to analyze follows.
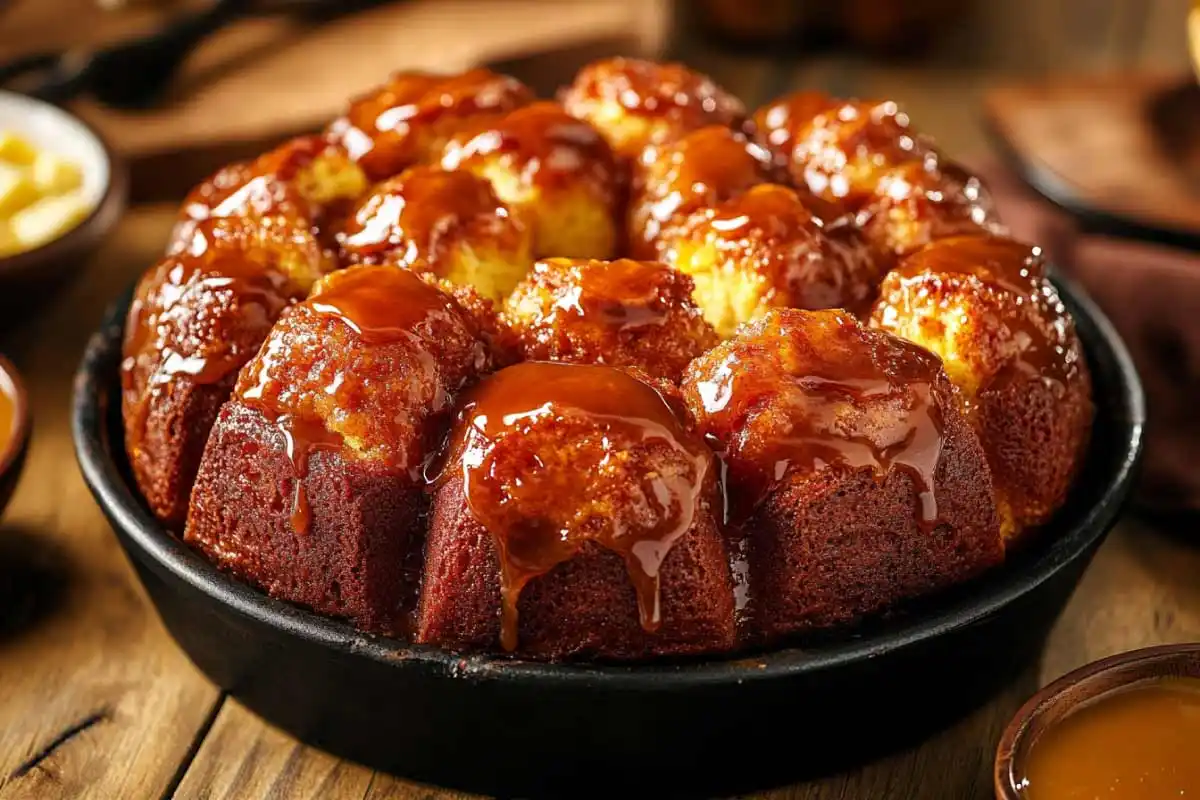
[169,136,359,277]
[628,125,778,259]
[881,234,1081,394]
[856,160,999,260]
[0,370,15,453]
[327,68,535,181]
[752,91,939,211]
[672,184,882,315]
[681,308,945,528]
[504,258,718,382]
[236,266,490,534]
[441,101,620,205]
[121,224,298,459]
[559,57,747,159]
[336,166,525,273]
[432,361,715,651]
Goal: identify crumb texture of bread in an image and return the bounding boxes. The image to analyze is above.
[664,184,882,337]
[441,102,621,260]
[337,166,533,302]
[681,308,1003,641]
[504,258,717,382]
[418,361,735,659]
[870,234,1094,542]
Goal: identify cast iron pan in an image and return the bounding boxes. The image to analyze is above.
[72,274,1144,799]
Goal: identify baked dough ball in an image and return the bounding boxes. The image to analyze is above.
[171,135,368,288]
[559,57,746,161]
[441,101,620,259]
[870,234,1094,542]
[627,125,776,260]
[662,183,880,337]
[337,165,534,302]
[681,308,1003,640]
[504,258,718,382]
[326,67,534,181]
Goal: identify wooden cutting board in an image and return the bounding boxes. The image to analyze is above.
[1,0,672,199]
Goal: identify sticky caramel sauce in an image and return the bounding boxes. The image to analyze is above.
[441,102,619,201]
[329,68,534,181]
[337,166,515,271]
[0,374,14,455]
[546,257,674,331]
[121,247,295,460]
[686,310,944,526]
[892,234,1081,394]
[238,267,471,533]
[630,125,774,258]
[1021,678,1200,800]
[567,57,745,123]
[435,361,713,651]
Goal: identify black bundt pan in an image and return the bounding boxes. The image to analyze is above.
[73,273,1144,799]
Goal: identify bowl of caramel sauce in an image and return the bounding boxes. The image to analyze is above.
[0,353,30,521]
[996,644,1200,799]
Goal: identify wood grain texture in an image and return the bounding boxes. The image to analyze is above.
[0,206,222,800]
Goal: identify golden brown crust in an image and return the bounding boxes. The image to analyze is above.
[504,258,718,382]
[559,57,746,161]
[870,233,1094,541]
[628,125,777,260]
[336,166,533,301]
[440,101,621,259]
[680,308,1003,639]
[327,68,535,181]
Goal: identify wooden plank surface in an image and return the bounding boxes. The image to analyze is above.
[0,206,222,800]
[0,0,1198,797]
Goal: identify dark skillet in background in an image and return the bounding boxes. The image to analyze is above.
[72,272,1143,799]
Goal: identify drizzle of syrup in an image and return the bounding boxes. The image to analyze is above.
[688,310,945,528]
[433,361,713,651]
[238,267,467,534]
[121,251,294,460]
[0,374,14,456]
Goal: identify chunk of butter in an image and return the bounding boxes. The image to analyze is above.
[0,165,39,217]
[10,193,93,250]
[31,152,83,195]
[0,132,38,166]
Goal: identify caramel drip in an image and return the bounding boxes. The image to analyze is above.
[121,254,293,461]
[693,317,945,528]
[549,258,672,331]
[240,268,459,533]
[436,361,712,651]
[0,378,13,455]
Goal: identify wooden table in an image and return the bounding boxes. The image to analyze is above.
[2,3,1200,796]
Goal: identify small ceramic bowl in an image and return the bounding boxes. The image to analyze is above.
[0,91,127,319]
[994,643,1200,799]
[0,353,31,521]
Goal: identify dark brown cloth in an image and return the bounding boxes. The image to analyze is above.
[974,159,1200,513]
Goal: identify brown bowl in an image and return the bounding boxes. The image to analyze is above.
[0,353,30,521]
[994,643,1200,799]
[0,91,128,322]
